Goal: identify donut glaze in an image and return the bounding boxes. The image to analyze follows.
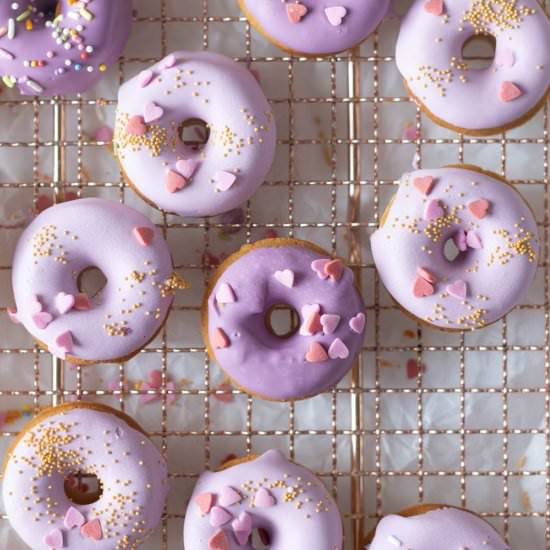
[11,198,184,364]
[2,402,168,550]
[369,507,509,550]
[0,0,133,96]
[370,166,538,331]
[203,239,366,401]
[396,0,550,134]
[239,0,390,56]
[114,51,276,218]
[183,450,343,550]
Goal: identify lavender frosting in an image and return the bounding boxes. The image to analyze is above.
[239,0,390,56]
[0,0,132,96]
[370,166,539,330]
[11,198,182,364]
[183,449,343,550]
[396,0,550,133]
[114,51,276,218]
[368,507,509,550]
[205,239,366,401]
[2,403,168,550]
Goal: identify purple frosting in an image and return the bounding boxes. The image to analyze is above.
[3,403,168,549]
[183,449,343,550]
[206,239,366,401]
[368,507,509,550]
[0,0,132,96]
[396,0,550,133]
[11,198,181,364]
[239,0,390,56]
[370,166,539,330]
[114,51,276,218]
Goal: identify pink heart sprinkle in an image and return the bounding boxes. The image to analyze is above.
[74,293,91,311]
[219,486,242,507]
[43,528,63,549]
[133,226,155,246]
[468,198,490,219]
[325,6,347,26]
[214,171,237,192]
[125,115,147,136]
[56,331,73,353]
[208,529,229,550]
[299,304,321,335]
[414,175,435,196]
[165,170,188,193]
[286,3,308,23]
[416,267,437,284]
[500,81,523,102]
[446,280,468,300]
[195,492,215,514]
[305,342,328,363]
[328,338,349,360]
[349,312,366,334]
[232,511,252,545]
[55,292,75,315]
[255,487,276,507]
[176,158,198,179]
[423,199,444,221]
[311,258,330,279]
[7,307,20,324]
[324,259,344,282]
[32,311,53,330]
[274,269,294,288]
[80,518,102,541]
[212,327,230,349]
[466,230,483,249]
[64,506,85,529]
[495,48,515,68]
[413,276,434,298]
[302,311,322,336]
[453,229,468,252]
[143,101,164,123]
[30,295,43,314]
[320,314,340,335]
[424,0,444,15]
[138,69,154,88]
[216,282,236,305]
[162,53,177,68]
[209,506,233,527]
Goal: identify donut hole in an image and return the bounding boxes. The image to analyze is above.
[178,118,210,151]
[443,236,464,263]
[461,34,496,70]
[64,472,103,505]
[265,304,300,339]
[77,266,107,298]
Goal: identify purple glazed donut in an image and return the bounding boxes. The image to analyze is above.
[238,0,390,56]
[2,402,168,550]
[370,165,539,331]
[10,197,186,364]
[114,51,276,218]
[0,0,133,96]
[202,238,366,401]
[367,505,509,550]
[396,0,550,135]
[183,449,343,550]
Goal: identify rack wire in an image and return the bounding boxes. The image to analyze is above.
[0,0,549,548]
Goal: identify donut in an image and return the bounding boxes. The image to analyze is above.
[2,402,168,550]
[10,197,186,364]
[395,0,550,135]
[365,504,509,549]
[202,238,366,401]
[0,0,133,96]
[114,51,276,218]
[370,165,539,331]
[183,449,343,550]
[238,1,390,56]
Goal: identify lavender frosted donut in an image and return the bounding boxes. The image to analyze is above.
[203,238,366,401]
[396,0,550,135]
[183,450,343,550]
[367,505,509,550]
[11,197,186,364]
[2,402,168,550]
[0,0,133,96]
[114,51,276,218]
[370,165,538,331]
[239,0,390,56]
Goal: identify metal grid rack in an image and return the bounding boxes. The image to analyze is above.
[0,0,549,548]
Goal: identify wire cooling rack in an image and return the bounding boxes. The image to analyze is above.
[0,0,549,548]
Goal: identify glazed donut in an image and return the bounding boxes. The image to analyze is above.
[396,0,550,135]
[238,1,390,56]
[365,504,509,550]
[2,402,168,550]
[183,449,343,550]
[202,238,366,401]
[0,0,133,96]
[11,197,186,364]
[114,51,276,218]
[370,165,538,331]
